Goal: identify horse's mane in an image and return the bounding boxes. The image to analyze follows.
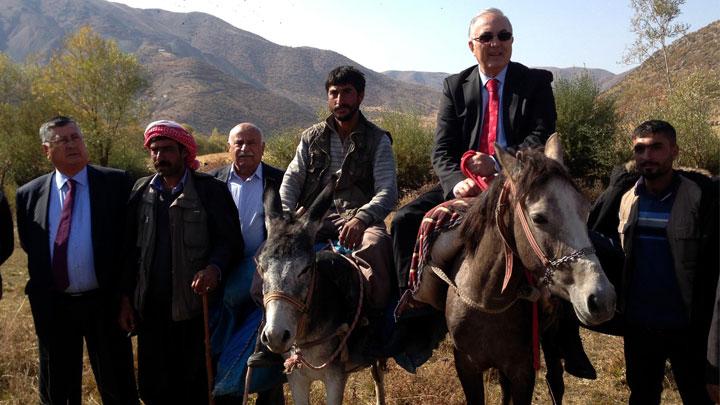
[460,148,579,253]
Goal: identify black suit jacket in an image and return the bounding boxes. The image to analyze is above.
[209,162,284,192]
[16,164,132,295]
[433,61,557,198]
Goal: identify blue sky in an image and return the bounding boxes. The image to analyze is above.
[112,0,719,74]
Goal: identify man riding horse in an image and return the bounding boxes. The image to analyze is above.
[390,7,596,382]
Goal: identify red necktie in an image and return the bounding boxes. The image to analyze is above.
[52,179,75,291]
[479,78,499,155]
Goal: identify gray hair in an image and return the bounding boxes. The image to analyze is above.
[228,122,264,144]
[39,116,81,143]
[468,8,512,38]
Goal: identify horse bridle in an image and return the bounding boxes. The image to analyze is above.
[495,177,596,291]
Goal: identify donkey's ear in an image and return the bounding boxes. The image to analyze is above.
[305,175,337,223]
[263,182,283,220]
[544,133,564,165]
[495,143,519,179]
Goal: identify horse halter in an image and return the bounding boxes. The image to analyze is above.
[496,178,596,290]
[259,259,317,341]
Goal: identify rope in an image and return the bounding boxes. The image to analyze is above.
[284,253,365,373]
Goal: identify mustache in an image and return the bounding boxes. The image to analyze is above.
[334,104,352,111]
[154,161,171,168]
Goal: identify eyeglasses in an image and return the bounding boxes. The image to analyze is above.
[472,31,513,44]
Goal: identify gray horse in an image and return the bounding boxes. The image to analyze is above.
[257,180,386,405]
[426,135,617,404]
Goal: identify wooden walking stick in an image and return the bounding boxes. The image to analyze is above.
[202,292,216,405]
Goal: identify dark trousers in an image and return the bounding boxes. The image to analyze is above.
[138,299,209,405]
[28,292,138,405]
[390,185,445,290]
[624,325,712,405]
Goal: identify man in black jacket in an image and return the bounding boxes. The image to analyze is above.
[390,8,594,382]
[16,116,137,404]
[391,7,556,292]
[119,120,242,404]
[209,122,285,404]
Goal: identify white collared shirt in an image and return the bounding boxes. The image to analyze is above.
[47,166,99,293]
[227,164,264,256]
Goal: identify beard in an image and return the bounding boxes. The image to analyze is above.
[638,162,672,180]
[332,104,359,122]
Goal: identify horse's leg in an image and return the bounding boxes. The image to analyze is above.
[371,359,386,405]
[498,372,512,405]
[542,342,564,405]
[500,367,535,405]
[287,372,312,405]
[453,349,485,405]
[323,367,348,405]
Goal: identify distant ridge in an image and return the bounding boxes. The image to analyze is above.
[0,0,439,134]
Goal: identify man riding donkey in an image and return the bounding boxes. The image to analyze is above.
[250,65,398,368]
[390,7,597,396]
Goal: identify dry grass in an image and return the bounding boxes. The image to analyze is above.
[0,228,682,404]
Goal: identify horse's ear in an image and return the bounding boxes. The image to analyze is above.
[495,143,519,179]
[544,133,564,165]
[305,175,337,224]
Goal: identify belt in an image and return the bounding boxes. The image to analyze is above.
[63,289,101,298]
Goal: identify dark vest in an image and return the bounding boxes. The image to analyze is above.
[298,115,390,218]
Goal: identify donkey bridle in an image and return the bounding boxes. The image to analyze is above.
[495,178,596,291]
[258,252,365,373]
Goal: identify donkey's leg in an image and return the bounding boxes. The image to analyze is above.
[287,372,312,405]
[453,349,485,405]
[371,359,387,405]
[323,367,348,405]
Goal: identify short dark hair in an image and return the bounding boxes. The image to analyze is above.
[325,66,365,94]
[632,120,677,144]
[39,116,79,143]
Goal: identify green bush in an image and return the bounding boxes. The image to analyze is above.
[264,127,304,170]
[555,72,620,181]
[378,111,435,194]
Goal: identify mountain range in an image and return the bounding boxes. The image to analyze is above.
[0,0,715,135]
[0,0,439,134]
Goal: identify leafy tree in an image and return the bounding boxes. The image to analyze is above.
[0,55,53,187]
[263,127,304,170]
[32,26,149,168]
[554,72,619,181]
[623,0,689,92]
[656,69,720,173]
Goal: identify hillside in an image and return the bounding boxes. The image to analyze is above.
[606,20,720,124]
[0,0,440,134]
[385,66,624,92]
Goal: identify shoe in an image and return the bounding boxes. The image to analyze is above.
[562,347,597,379]
[247,350,284,368]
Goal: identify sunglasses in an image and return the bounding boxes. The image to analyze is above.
[472,31,513,44]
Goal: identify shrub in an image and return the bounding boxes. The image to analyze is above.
[378,111,435,195]
[554,72,620,182]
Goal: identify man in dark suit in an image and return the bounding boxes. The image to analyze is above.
[392,7,556,290]
[15,116,137,404]
[209,122,285,404]
[390,8,595,385]
[0,188,14,300]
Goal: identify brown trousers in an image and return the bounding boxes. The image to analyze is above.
[317,213,393,309]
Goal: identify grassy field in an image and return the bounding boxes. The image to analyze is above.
[0,230,682,404]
